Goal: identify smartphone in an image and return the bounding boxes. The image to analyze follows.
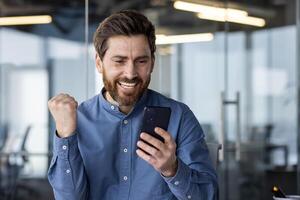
[140,106,171,143]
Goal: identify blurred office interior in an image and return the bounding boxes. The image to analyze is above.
[0,0,299,199]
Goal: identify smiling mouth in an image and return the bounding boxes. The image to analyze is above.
[118,81,138,89]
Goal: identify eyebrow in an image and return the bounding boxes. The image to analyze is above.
[111,56,127,60]
[135,55,150,60]
[111,55,150,60]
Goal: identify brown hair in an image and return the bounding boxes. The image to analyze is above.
[93,10,156,60]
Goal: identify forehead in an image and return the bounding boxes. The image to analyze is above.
[105,35,151,57]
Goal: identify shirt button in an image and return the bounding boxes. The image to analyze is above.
[174,181,180,185]
[187,195,192,199]
[123,120,128,125]
[123,148,128,153]
[62,145,67,150]
[123,176,128,181]
[111,105,115,110]
[66,169,71,174]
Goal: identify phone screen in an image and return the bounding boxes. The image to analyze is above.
[140,106,171,143]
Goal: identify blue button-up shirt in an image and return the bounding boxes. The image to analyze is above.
[48,89,217,200]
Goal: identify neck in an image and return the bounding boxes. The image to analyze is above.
[104,91,133,114]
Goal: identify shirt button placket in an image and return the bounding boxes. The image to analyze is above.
[123,120,129,154]
[121,118,130,198]
[61,144,68,159]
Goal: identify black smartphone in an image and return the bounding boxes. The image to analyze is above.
[140,106,171,143]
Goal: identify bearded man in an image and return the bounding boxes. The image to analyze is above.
[48,10,217,200]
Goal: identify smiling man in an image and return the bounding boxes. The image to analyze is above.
[98,34,153,114]
[48,10,217,200]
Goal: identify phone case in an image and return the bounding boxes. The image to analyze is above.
[140,106,171,143]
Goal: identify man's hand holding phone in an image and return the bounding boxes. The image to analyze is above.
[136,127,178,177]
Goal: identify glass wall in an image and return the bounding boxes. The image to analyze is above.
[0,2,86,199]
[152,1,298,200]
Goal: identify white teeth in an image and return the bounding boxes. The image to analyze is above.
[119,81,136,88]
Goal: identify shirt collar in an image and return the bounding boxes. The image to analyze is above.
[99,87,149,117]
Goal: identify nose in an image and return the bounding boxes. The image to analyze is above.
[124,61,138,79]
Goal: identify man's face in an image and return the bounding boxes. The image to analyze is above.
[96,34,154,106]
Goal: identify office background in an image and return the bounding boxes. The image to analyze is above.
[0,0,299,199]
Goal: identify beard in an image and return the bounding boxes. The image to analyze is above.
[102,68,151,107]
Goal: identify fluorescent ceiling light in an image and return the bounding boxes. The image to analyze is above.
[156,33,213,45]
[174,0,266,27]
[174,1,248,17]
[197,12,265,27]
[0,15,52,26]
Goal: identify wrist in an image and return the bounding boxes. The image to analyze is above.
[162,158,178,177]
[56,124,76,138]
[56,129,75,138]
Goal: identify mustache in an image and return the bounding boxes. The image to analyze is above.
[117,77,142,84]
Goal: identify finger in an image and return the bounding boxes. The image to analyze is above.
[49,95,76,110]
[62,98,77,105]
[48,95,63,107]
[51,93,68,102]
[140,132,164,150]
[49,94,63,102]
[57,93,68,98]
[62,101,78,110]
[154,127,172,143]
[136,149,155,165]
[137,140,162,158]
[54,94,75,103]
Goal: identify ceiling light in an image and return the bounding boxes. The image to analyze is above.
[174,0,266,27]
[156,33,214,45]
[197,12,265,27]
[174,1,248,16]
[0,15,52,26]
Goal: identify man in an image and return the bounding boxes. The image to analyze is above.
[48,10,217,200]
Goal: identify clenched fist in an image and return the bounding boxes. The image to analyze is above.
[48,93,78,138]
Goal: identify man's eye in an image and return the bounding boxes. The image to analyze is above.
[139,60,147,63]
[115,60,124,64]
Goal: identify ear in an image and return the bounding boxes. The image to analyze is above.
[95,53,103,74]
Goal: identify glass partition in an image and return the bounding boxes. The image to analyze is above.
[0,1,86,199]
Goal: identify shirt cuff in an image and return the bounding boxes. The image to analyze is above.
[53,131,79,160]
[162,158,191,193]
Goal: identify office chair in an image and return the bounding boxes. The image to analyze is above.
[0,125,34,200]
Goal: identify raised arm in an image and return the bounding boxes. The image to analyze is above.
[47,93,89,200]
